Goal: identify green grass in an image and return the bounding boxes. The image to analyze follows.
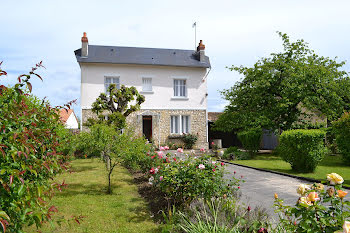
[233,154,350,186]
[26,159,160,233]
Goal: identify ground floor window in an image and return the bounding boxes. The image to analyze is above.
[171,115,190,134]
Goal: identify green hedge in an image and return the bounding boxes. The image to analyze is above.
[333,112,350,163]
[237,128,262,156]
[279,129,327,172]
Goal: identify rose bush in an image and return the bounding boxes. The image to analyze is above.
[274,173,350,232]
[149,154,242,206]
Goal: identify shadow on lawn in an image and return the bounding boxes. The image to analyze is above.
[71,165,97,173]
[57,183,121,197]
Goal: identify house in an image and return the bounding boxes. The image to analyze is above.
[74,33,211,148]
[59,109,79,130]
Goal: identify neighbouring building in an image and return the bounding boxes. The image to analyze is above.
[74,33,211,148]
[59,109,79,130]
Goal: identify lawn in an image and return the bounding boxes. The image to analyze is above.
[232,154,350,186]
[26,159,160,233]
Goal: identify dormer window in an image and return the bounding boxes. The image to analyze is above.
[105,76,120,94]
[173,79,186,97]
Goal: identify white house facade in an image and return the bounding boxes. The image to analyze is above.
[75,33,211,148]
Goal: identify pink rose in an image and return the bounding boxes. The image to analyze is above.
[177,148,183,153]
[159,146,165,151]
[164,146,169,150]
[200,148,205,152]
[159,176,163,181]
[198,164,205,170]
[157,151,163,156]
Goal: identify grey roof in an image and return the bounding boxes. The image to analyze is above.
[74,45,210,68]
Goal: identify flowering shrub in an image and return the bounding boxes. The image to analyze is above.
[0,63,74,232]
[149,154,242,206]
[274,173,350,232]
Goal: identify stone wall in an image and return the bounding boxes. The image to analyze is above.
[82,109,208,149]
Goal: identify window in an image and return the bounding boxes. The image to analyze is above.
[142,78,152,92]
[173,79,186,97]
[171,115,190,134]
[105,76,120,94]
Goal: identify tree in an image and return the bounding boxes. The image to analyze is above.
[86,84,145,130]
[85,124,149,194]
[215,32,350,132]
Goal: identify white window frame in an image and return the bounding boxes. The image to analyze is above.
[104,76,120,94]
[173,78,187,97]
[170,115,191,134]
[142,77,153,92]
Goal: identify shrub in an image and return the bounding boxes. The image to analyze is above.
[333,112,350,163]
[274,173,349,232]
[278,129,327,172]
[237,128,262,156]
[150,155,242,206]
[0,63,74,232]
[181,133,198,149]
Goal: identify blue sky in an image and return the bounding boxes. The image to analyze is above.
[1,0,350,119]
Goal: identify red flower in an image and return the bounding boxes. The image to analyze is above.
[234,171,236,174]
[173,158,177,161]
[238,186,240,189]
[221,162,224,166]
[212,169,215,172]
[247,206,251,211]
[149,168,155,174]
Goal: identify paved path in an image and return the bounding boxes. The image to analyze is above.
[222,162,307,216]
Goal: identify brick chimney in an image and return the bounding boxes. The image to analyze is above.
[81,32,88,57]
[197,40,205,62]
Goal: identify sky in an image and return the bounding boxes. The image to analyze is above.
[1,0,350,119]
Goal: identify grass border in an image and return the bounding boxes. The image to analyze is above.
[217,158,350,190]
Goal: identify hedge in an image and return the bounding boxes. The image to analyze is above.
[279,129,327,172]
[333,112,350,163]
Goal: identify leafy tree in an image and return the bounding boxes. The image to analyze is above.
[215,32,350,132]
[86,84,145,130]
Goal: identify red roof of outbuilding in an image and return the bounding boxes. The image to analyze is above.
[59,109,74,123]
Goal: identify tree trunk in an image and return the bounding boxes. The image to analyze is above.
[107,171,112,194]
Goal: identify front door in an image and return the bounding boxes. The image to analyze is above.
[142,116,152,142]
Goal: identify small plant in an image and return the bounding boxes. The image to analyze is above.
[274,173,350,232]
[177,198,270,233]
[278,129,328,172]
[181,133,198,149]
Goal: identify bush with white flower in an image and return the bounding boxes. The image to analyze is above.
[149,154,242,206]
[274,173,350,232]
